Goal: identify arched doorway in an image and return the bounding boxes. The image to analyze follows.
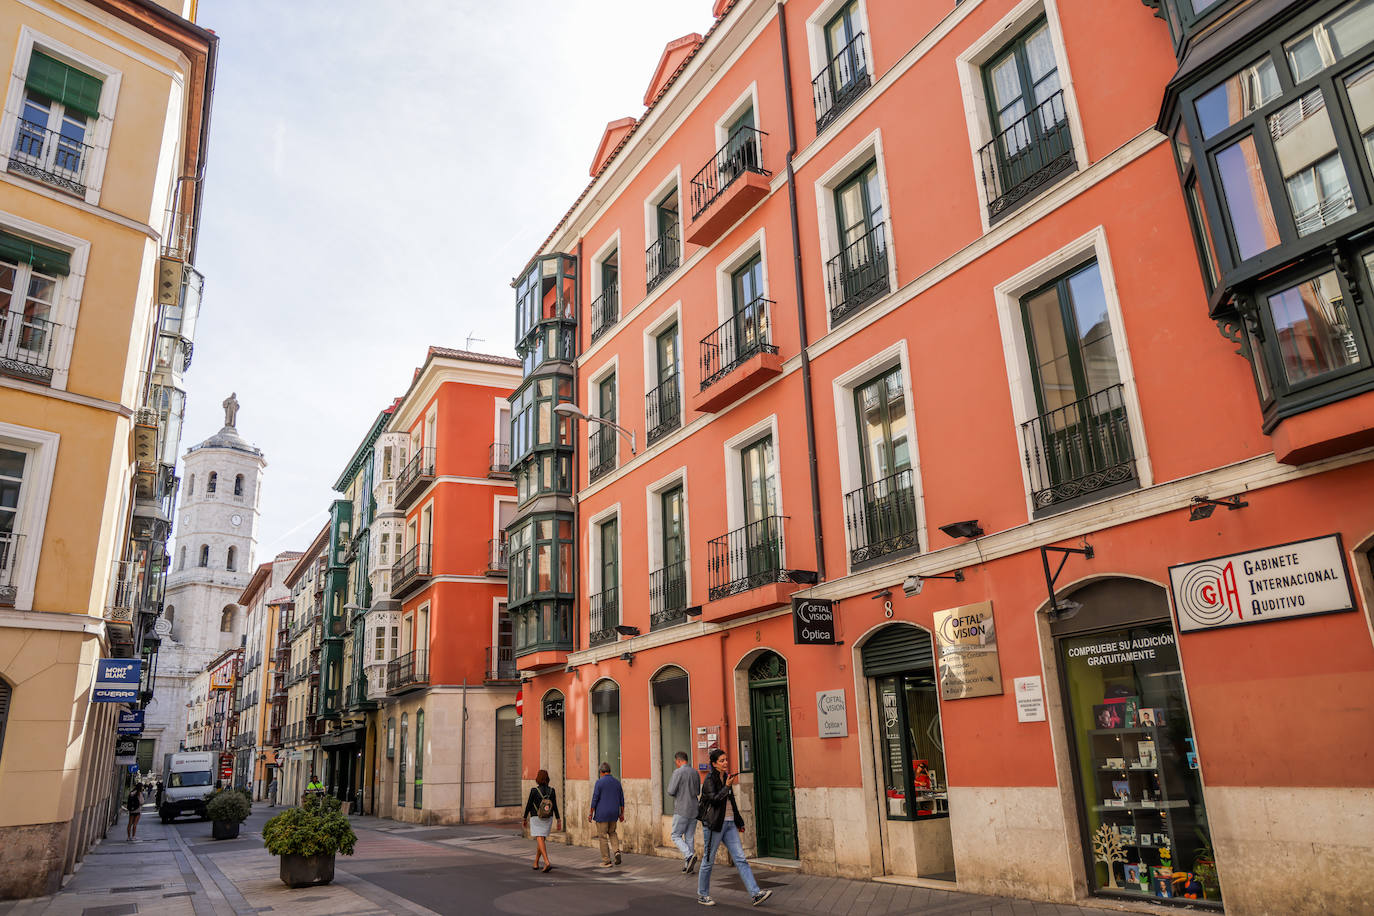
[747,651,796,859]
[590,680,621,779]
[652,666,691,815]
[539,690,566,817]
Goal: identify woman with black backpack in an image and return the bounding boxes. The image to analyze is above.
[522,769,562,873]
[125,782,144,843]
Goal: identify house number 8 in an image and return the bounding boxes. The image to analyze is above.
[884,600,893,619]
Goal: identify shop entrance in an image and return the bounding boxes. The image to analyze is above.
[862,623,955,881]
[747,652,797,859]
[1053,579,1220,906]
[540,690,565,815]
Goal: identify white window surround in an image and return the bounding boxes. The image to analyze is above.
[830,340,929,571]
[584,354,620,420]
[954,0,1091,234]
[722,414,786,566]
[642,301,684,422]
[991,225,1153,518]
[493,494,516,544]
[804,0,873,80]
[490,597,508,654]
[713,82,760,150]
[0,421,58,611]
[714,228,771,326]
[585,502,622,598]
[812,128,899,332]
[590,230,621,304]
[0,209,90,391]
[2,28,124,206]
[494,397,511,448]
[643,167,684,250]
[644,465,691,586]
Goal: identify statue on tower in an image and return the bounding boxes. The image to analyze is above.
[222,392,240,429]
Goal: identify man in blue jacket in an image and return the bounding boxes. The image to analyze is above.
[589,761,625,867]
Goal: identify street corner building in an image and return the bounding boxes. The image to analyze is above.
[0,0,217,898]
[504,1,1374,915]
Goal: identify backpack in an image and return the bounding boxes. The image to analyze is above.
[126,790,140,813]
[535,787,555,819]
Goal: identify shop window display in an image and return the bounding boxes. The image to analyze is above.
[874,673,947,820]
[1059,622,1220,904]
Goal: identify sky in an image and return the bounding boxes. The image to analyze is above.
[181,0,710,559]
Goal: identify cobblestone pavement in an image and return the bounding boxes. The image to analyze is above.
[0,805,1176,916]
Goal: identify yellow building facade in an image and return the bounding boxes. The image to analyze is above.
[0,0,215,897]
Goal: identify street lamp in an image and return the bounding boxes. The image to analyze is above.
[553,403,637,456]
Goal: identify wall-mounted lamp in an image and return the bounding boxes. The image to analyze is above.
[1188,495,1248,522]
[684,606,703,618]
[902,569,964,597]
[618,652,635,667]
[939,520,984,540]
[872,589,892,601]
[613,624,641,637]
[1040,540,1094,622]
[553,403,637,456]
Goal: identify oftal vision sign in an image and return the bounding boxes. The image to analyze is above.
[932,601,1003,700]
[1169,534,1356,633]
[792,597,836,645]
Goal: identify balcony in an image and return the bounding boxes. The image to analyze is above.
[0,533,22,608]
[686,126,770,247]
[485,645,518,684]
[978,89,1075,223]
[706,516,805,621]
[646,226,680,293]
[827,223,890,325]
[345,678,375,710]
[813,33,871,132]
[486,537,508,576]
[392,542,432,600]
[104,559,138,634]
[395,447,435,509]
[589,587,620,647]
[650,561,688,630]
[690,296,781,415]
[1021,383,1138,515]
[645,376,681,447]
[844,469,919,569]
[590,281,619,343]
[512,601,574,668]
[7,118,93,196]
[489,442,511,478]
[386,649,429,695]
[0,312,61,385]
[588,425,617,483]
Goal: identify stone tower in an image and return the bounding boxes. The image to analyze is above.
[144,394,266,762]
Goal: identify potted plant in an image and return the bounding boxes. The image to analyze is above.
[206,787,251,840]
[262,793,356,888]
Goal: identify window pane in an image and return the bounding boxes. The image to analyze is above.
[1215,135,1281,259]
[1266,269,1362,384]
[1194,57,1280,139]
[1187,179,1221,286]
[1269,90,1353,237]
[1286,0,1374,82]
[1345,63,1374,170]
[1025,286,1077,412]
[1066,263,1121,394]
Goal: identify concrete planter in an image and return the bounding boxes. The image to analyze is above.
[211,820,241,840]
[279,853,335,888]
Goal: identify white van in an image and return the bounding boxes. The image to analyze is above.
[160,752,215,822]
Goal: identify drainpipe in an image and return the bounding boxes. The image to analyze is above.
[778,2,825,583]
[572,239,583,651]
[459,678,468,824]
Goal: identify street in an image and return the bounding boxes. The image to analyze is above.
[0,805,1136,916]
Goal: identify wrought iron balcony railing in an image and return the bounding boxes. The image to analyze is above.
[487,537,509,573]
[588,424,617,483]
[689,126,768,219]
[827,222,889,324]
[489,441,511,476]
[386,649,428,693]
[646,226,681,293]
[392,542,432,595]
[395,447,435,507]
[485,645,518,683]
[843,469,919,567]
[813,33,871,131]
[0,532,22,608]
[590,280,619,343]
[8,118,94,196]
[1021,383,1137,512]
[700,296,776,391]
[708,515,787,601]
[650,561,688,630]
[589,586,620,647]
[645,375,682,446]
[978,89,1074,222]
[104,558,138,626]
[0,312,60,384]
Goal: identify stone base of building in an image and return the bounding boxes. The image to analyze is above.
[0,821,70,899]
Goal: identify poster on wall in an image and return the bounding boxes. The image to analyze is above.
[1169,534,1356,633]
[932,601,1003,700]
[816,689,848,738]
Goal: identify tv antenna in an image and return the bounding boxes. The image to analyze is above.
[465,333,486,350]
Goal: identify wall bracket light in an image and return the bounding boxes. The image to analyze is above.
[1188,495,1248,521]
[613,624,640,637]
[1040,540,1094,622]
[902,570,965,597]
[939,520,984,539]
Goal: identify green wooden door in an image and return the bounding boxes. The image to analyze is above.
[749,653,797,859]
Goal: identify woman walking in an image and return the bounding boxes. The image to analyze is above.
[697,748,771,907]
[125,782,144,843]
[522,769,562,873]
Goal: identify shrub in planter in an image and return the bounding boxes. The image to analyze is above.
[262,794,356,888]
[206,789,251,840]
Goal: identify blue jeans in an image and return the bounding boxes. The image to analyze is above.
[671,814,697,860]
[698,820,760,898]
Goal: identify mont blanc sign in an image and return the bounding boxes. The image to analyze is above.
[1169,534,1355,633]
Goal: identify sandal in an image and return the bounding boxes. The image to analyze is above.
[543,864,554,873]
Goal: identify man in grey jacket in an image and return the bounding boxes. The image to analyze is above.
[666,751,701,873]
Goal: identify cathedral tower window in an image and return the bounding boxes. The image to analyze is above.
[234,474,244,496]
[226,546,236,571]
[207,472,217,493]
[199,544,209,567]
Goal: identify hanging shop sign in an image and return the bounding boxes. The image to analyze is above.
[1014,676,1046,723]
[932,601,1003,700]
[209,664,235,691]
[116,709,145,734]
[816,689,848,738]
[542,698,564,720]
[1169,534,1356,634]
[792,596,836,645]
[92,658,142,703]
[115,736,138,758]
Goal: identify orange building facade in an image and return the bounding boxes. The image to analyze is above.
[509,1,1374,913]
[373,348,524,823]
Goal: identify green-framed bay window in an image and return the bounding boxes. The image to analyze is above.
[509,512,575,655]
[514,253,577,351]
[510,373,574,503]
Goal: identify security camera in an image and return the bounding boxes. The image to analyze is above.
[902,575,923,598]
